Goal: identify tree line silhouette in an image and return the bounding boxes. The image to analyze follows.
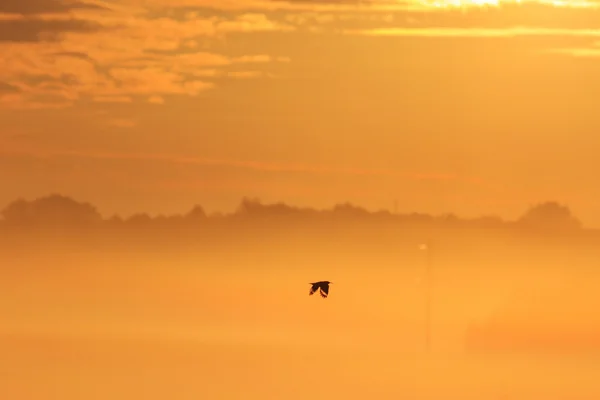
[0,193,584,233]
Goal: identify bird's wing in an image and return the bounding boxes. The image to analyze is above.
[309,284,318,296]
[319,287,328,298]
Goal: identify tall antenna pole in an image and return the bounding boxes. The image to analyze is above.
[419,241,433,352]
[424,241,433,352]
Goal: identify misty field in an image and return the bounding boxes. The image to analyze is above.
[2,227,600,400]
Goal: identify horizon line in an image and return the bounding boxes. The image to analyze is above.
[0,193,583,227]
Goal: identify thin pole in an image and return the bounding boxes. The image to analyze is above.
[424,241,433,352]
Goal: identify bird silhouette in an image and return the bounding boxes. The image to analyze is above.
[309,281,332,298]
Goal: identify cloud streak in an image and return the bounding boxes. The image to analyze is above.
[543,41,600,56]
[0,0,108,15]
[0,15,102,42]
[0,1,294,110]
[287,2,600,54]
[128,0,600,12]
[345,26,600,37]
[2,0,599,110]
[0,144,485,185]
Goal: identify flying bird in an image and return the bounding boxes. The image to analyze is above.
[309,281,332,298]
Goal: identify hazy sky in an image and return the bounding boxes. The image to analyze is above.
[1,0,599,224]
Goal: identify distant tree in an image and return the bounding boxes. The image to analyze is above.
[106,215,124,227]
[0,194,587,236]
[236,197,262,216]
[403,212,435,224]
[154,214,184,227]
[373,209,392,218]
[235,197,303,218]
[517,201,582,231]
[126,213,153,226]
[185,205,207,221]
[153,214,169,224]
[437,213,462,227]
[0,198,29,223]
[471,215,505,229]
[330,202,369,218]
[1,194,102,227]
[208,211,225,219]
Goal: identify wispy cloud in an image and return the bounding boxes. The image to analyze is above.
[2,0,598,111]
[120,0,426,12]
[543,40,600,56]
[0,15,102,42]
[106,118,137,128]
[0,2,294,110]
[345,26,600,37]
[147,95,166,104]
[135,0,600,12]
[0,43,289,109]
[0,0,109,15]
[0,144,480,184]
[0,81,20,93]
[93,95,133,103]
[228,70,264,78]
[275,0,600,40]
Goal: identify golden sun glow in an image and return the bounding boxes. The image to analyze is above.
[418,0,597,8]
[2,0,600,398]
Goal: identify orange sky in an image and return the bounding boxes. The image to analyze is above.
[1,0,599,225]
